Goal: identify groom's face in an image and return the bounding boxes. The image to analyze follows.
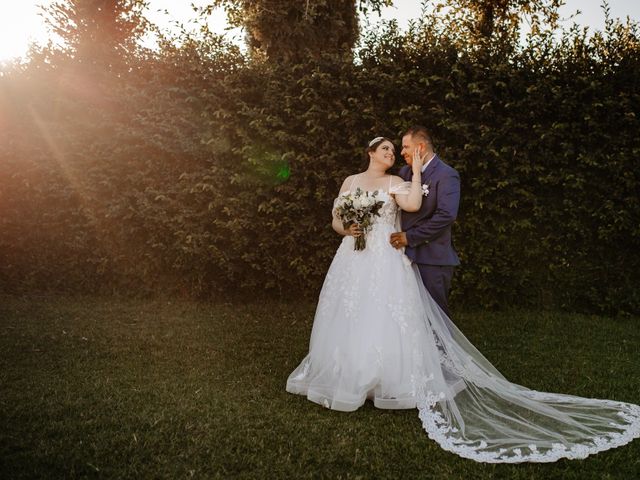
[401,134,421,166]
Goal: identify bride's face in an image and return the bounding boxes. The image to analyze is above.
[369,140,395,169]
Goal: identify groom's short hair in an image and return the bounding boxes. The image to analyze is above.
[404,125,433,146]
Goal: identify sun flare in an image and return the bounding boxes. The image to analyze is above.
[0,1,53,61]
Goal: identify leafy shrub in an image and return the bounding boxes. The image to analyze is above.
[1,8,638,314]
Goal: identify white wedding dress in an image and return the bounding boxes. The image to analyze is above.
[286,183,640,463]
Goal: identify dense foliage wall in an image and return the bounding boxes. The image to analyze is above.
[1,8,639,314]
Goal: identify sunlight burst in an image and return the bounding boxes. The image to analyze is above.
[0,1,53,61]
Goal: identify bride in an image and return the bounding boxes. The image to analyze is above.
[286,136,640,463]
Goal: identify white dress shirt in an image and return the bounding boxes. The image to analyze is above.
[421,153,436,173]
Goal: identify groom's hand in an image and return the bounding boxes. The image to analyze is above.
[390,232,408,249]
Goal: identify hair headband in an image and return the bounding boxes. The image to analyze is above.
[368,136,385,147]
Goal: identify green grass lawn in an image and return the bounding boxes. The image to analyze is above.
[1,294,639,479]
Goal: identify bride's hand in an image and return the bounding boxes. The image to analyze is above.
[345,223,363,237]
[412,147,424,176]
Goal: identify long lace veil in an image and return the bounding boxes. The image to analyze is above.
[410,265,640,463]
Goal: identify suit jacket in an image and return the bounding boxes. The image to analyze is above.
[399,154,460,266]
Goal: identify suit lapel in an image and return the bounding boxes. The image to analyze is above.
[422,154,440,183]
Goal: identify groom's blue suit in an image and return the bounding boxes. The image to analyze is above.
[399,154,460,316]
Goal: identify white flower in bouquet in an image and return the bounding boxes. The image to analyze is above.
[361,196,376,208]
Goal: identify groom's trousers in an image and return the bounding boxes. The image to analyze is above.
[415,264,455,318]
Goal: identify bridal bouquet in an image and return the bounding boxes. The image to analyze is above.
[334,188,385,251]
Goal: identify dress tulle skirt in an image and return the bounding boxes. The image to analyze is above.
[286,203,640,463]
[286,223,433,411]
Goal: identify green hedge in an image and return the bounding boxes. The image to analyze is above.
[1,19,639,314]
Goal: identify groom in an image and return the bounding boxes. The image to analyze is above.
[390,125,460,317]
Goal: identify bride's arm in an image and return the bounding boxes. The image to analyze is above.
[332,176,362,237]
[393,149,425,212]
[392,176,423,212]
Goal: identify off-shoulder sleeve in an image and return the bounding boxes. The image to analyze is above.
[389,181,412,195]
